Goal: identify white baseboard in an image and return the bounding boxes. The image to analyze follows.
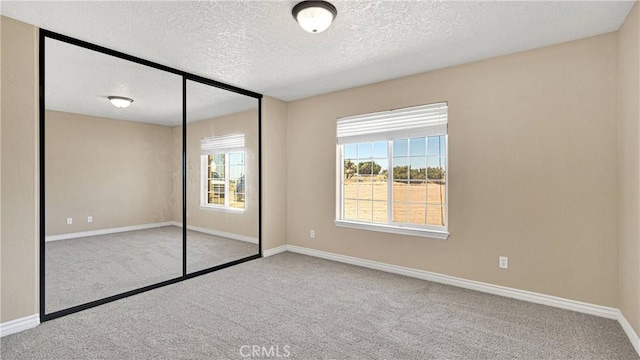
[45,222,174,241]
[618,310,640,356]
[279,244,640,356]
[0,314,39,337]
[169,221,258,244]
[284,245,619,319]
[263,245,288,257]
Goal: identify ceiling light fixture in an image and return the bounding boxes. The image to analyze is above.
[108,96,134,109]
[292,1,337,34]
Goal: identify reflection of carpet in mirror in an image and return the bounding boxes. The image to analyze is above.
[45,226,258,314]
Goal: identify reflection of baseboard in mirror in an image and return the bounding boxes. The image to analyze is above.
[168,221,258,244]
[41,29,262,322]
[45,221,258,244]
[45,222,174,241]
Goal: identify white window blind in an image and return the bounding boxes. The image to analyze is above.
[201,133,245,155]
[336,102,448,144]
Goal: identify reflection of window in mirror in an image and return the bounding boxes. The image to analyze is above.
[200,134,245,210]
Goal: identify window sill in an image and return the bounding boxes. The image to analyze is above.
[334,220,449,239]
[199,205,245,214]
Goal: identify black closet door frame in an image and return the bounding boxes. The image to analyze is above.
[39,29,263,322]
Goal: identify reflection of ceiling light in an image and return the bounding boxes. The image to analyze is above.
[292,1,337,34]
[108,96,134,109]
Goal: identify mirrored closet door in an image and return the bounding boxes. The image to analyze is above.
[43,37,184,314]
[41,31,261,320]
[185,80,260,274]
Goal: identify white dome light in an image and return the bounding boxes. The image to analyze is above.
[292,1,337,34]
[108,96,134,109]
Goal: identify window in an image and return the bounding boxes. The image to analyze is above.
[201,134,246,210]
[335,103,448,239]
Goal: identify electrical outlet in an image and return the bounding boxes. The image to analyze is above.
[499,256,508,269]
[310,229,315,239]
[66,218,73,225]
[87,216,93,223]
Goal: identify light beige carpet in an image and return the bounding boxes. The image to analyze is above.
[45,226,258,313]
[3,252,638,359]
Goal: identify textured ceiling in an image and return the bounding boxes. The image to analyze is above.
[2,0,635,105]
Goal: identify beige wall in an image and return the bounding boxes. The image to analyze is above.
[44,110,177,235]
[618,2,640,335]
[262,96,288,251]
[0,17,39,323]
[183,110,259,238]
[287,33,620,307]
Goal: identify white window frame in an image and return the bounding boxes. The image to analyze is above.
[334,103,449,239]
[200,134,245,213]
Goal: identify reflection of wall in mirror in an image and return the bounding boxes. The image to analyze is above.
[45,110,177,235]
[177,109,258,239]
